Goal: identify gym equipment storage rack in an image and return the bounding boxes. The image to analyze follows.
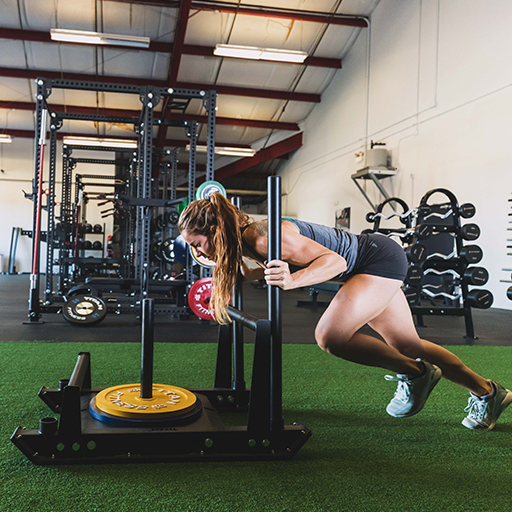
[26,77,217,323]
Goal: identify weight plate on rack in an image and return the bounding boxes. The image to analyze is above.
[62,294,107,326]
[165,209,180,227]
[188,277,214,320]
[190,246,216,268]
[195,180,227,201]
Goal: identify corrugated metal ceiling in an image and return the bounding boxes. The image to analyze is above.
[0,0,380,187]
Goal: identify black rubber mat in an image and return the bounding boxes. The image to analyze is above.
[1,274,510,345]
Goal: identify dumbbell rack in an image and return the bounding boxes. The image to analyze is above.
[407,189,492,339]
[365,191,493,340]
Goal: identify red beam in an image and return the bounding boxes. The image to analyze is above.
[0,27,171,53]
[0,68,319,102]
[214,132,303,181]
[167,0,192,86]
[108,1,369,27]
[176,81,320,103]
[0,100,300,131]
[2,128,251,150]
[0,66,167,88]
[182,44,341,69]
[193,2,369,27]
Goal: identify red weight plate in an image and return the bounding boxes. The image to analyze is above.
[188,277,215,320]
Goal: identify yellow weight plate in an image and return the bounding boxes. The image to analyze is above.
[94,383,197,419]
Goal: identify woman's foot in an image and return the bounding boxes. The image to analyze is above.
[385,361,442,417]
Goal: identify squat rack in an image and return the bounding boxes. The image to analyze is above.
[27,77,217,322]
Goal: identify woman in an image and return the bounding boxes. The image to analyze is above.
[179,192,511,430]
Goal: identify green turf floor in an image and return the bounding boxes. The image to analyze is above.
[1,342,511,512]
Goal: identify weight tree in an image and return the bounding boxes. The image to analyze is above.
[11,176,312,464]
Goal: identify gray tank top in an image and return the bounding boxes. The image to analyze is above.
[287,219,359,275]
[241,218,359,276]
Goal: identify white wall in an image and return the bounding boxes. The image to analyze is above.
[279,0,512,310]
[0,140,115,274]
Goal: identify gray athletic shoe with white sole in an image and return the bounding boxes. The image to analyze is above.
[462,381,512,430]
[385,361,442,418]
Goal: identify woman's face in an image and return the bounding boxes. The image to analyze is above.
[181,230,215,260]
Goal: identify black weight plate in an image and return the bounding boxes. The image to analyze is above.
[149,266,161,280]
[459,203,476,219]
[161,238,176,263]
[93,224,102,233]
[405,243,427,264]
[92,241,102,250]
[415,224,432,240]
[463,266,489,286]
[406,265,423,285]
[166,209,180,227]
[404,285,420,305]
[460,223,480,241]
[507,286,512,301]
[152,241,162,261]
[460,245,483,264]
[466,289,493,309]
[62,294,107,326]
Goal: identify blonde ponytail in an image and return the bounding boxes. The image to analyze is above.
[178,193,251,323]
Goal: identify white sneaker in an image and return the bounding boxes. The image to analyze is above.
[462,382,512,430]
[385,361,442,418]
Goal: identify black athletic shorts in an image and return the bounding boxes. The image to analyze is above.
[342,233,407,282]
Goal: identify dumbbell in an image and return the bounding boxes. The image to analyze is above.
[84,223,93,233]
[93,224,102,233]
[507,286,512,301]
[463,267,489,286]
[459,203,476,219]
[460,223,480,241]
[403,285,421,305]
[414,224,433,240]
[459,245,483,264]
[83,240,92,250]
[405,265,423,286]
[466,289,493,309]
[92,241,103,250]
[404,243,427,264]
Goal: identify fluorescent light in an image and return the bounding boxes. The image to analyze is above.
[63,136,138,149]
[50,29,150,48]
[215,147,257,157]
[187,144,256,157]
[260,49,308,63]
[214,44,307,64]
[0,134,12,143]
[214,45,263,60]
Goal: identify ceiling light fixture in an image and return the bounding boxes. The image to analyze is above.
[63,136,138,149]
[214,44,308,64]
[50,29,150,48]
[0,134,12,143]
[187,144,256,157]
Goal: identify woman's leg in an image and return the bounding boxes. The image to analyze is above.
[367,288,492,396]
[315,274,423,375]
[315,273,491,396]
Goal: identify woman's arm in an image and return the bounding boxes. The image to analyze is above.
[240,261,265,282]
[246,222,347,290]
